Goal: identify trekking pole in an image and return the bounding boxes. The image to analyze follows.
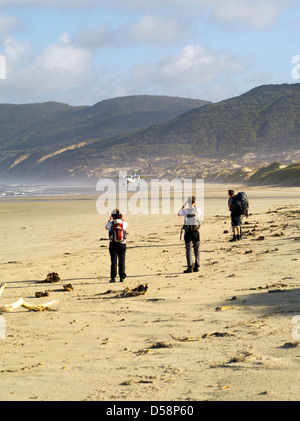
[180,227,184,241]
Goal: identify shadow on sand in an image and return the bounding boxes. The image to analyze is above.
[216,286,300,317]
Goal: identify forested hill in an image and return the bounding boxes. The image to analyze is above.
[0,84,299,182]
[98,83,300,158]
[0,95,209,151]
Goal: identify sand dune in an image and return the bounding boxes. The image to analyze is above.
[0,184,299,401]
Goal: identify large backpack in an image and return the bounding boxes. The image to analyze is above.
[230,192,249,216]
[110,219,124,242]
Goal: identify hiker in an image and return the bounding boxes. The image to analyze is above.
[105,209,128,283]
[228,190,241,241]
[178,196,202,273]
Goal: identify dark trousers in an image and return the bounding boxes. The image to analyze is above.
[109,242,126,280]
[184,230,200,268]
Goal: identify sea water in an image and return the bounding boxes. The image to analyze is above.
[0,183,97,199]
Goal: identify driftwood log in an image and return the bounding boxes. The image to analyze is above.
[0,282,58,312]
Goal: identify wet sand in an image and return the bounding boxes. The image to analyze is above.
[0,184,299,401]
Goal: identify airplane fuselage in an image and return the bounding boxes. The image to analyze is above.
[126,175,141,183]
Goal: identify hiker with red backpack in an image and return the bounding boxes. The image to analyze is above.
[105,209,128,283]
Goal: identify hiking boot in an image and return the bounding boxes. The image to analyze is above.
[120,278,125,282]
[193,265,199,272]
[229,235,237,242]
[109,279,116,283]
[237,234,241,240]
[183,267,193,273]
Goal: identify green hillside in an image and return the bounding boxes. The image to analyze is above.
[0,102,86,150]
[94,83,300,158]
[248,162,300,186]
[0,84,299,183]
[0,96,209,151]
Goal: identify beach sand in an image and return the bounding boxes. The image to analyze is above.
[0,183,299,401]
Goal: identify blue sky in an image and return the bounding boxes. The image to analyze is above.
[0,0,299,105]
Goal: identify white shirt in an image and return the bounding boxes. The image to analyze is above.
[178,206,202,226]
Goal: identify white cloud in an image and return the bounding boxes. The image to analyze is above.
[74,14,185,49]
[129,14,184,44]
[131,44,246,86]
[2,35,92,103]
[0,15,22,42]
[23,42,91,89]
[0,0,294,105]
[116,43,251,101]
[2,40,250,103]
[0,0,57,6]
[199,0,289,28]
[0,0,290,29]
[0,0,157,7]
[3,37,32,65]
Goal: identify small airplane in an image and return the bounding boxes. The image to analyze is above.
[108,169,158,184]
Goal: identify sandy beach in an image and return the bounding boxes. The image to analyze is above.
[0,183,299,401]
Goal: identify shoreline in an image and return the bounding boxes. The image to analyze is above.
[0,182,299,203]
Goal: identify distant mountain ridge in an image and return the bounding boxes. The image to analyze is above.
[97,83,300,158]
[0,95,209,151]
[0,84,299,183]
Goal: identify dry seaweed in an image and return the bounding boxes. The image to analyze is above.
[63,283,74,291]
[119,284,148,297]
[35,291,50,298]
[41,272,61,283]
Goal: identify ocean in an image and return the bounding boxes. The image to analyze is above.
[0,183,98,199]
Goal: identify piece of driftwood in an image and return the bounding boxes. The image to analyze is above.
[169,334,200,342]
[0,283,57,313]
[0,282,5,298]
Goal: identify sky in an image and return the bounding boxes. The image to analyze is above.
[0,0,299,105]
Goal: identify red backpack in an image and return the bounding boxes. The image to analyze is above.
[111,219,124,242]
